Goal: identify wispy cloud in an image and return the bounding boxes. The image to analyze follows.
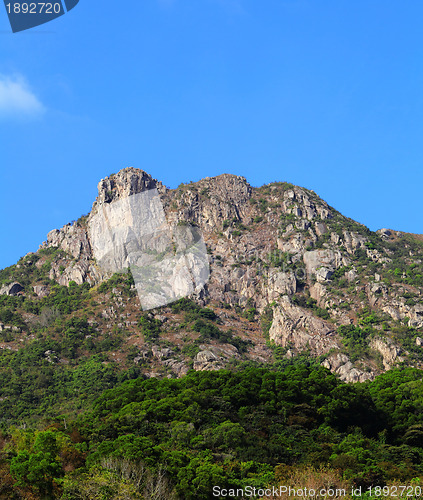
[0,74,45,118]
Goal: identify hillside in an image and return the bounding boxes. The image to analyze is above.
[1,167,423,498]
[1,167,422,390]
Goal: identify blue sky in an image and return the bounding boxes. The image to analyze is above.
[1,0,423,270]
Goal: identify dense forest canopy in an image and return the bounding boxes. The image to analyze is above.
[1,363,422,499]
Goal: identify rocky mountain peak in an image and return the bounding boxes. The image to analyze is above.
[93,167,166,209]
[198,173,251,197]
[2,167,423,384]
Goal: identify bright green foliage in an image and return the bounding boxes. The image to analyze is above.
[337,324,371,361]
[70,365,423,497]
[97,271,135,296]
[0,365,422,498]
[292,294,331,320]
[0,348,140,421]
[368,368,423,436]
[0,295,26,329]
[243,308,257,321]
[171,297,217,322]
[10,431,63,496]
[137,315,162,342]
[31,281,92,315]
[191,319,251,352]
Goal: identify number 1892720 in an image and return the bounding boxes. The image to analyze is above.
[5,3,62,14]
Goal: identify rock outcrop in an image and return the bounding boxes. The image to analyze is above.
[25,166,423,381]
[193,344,240,371]
[369,337,405,370]
[269,296,338,355]
[0,282,24,296]
[322,353,373,383]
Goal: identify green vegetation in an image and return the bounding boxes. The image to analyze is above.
[337,324,371,361]
[243,307,257,321]
[38,281,92,315]
[137,314,162,342]
[170,298,251,352]
[2,182,423,498]
[97,270,135,296]
[171,297,217,321]
[292,294,331,320]
[336,227,423,288]
[258,198,269,213]
[0,365,422,498]
[260,303,274,339]
[0,248,67,292]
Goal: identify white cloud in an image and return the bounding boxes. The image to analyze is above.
[0,75,45,118]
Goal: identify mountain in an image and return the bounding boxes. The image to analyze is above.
[2,167,423,498]
[1,166,423,388]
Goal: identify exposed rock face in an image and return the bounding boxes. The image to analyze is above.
[32,167,423,381]
[0,282,24,296]
[44,350,58,364]
[342,231,367,254]
[163,358,190,377]
[268,296,338,355]
[151,345,174,360]
[166,174,252,230]
[309,283,329,307]
[45,225,91,260]
[369,337,405,370]
[194,349,223,371]
[93,167,164,207]
[377,228,392,239]
[39,169,165,287]
[139,344,190,377]
[41,224,101,286]
[265,271,297,301]
[193,344,240,371]
[90,186,209,309]
[303,249,349,282]
[409,305,423,328]
[33,285,49,298]
[0,323,20,332]
[321,353,374,383]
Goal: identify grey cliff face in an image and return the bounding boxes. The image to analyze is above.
[31,167,423,381]
[93,167,166,208]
